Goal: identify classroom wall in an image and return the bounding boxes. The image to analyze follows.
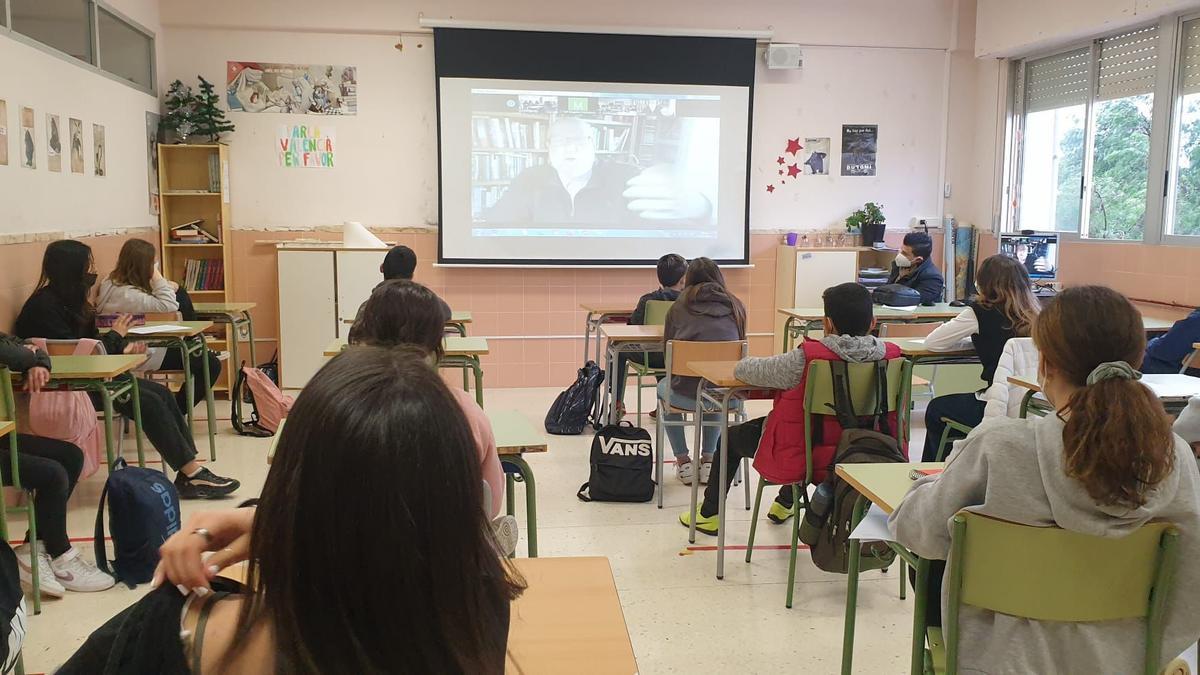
[975,0,1200,57]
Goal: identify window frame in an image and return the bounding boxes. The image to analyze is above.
[0,0,156,97]
[1003,15,1200,247]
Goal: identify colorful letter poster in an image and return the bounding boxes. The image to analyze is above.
[278,125,335,168]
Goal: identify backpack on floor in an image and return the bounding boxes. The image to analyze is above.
[0,544,25,674]
[94,459,182,588]
[800,360,907,574]
[577,421,655,503]
[545,361,605,435]
[231,361,293,437]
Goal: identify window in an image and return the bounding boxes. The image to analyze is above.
[9,0,92,64]
[1,1,8,29]
[1167,18,1200,237]
[97,6,153,90]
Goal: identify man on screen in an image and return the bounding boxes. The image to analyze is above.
[1014,241,1051,275]
[485,117,712,226]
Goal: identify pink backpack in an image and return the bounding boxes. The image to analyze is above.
[21,339,103,478]
[231,364,293,436]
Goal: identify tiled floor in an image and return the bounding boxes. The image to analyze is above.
[20,387,928,674]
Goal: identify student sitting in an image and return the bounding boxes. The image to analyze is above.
[0,334,114,595]
[1177,396,1200,458]
[1142,306,1200,374]
[59,346,524,674]
[659,258,746,485]
[348,279,504,517]
[886,231,944,304]
[97,239,222,414]
[681,282,902,534]
[355,244,451,323]
[14,240,239,499]
[612,253,686,418]
[920,255,1040,461]
[889,286,1200,674]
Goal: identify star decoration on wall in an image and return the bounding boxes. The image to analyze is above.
[776,156,786,165]
[785,138,802,155]
[787,163,801,178]
[766,184,775,193]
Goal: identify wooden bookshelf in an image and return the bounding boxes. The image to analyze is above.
[157,143,235,396]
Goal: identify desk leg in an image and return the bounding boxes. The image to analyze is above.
[1019,389,1036,419]
[472,357,484,408]
[128,377,145,467]
[911,557,931,674]
[601,342,616,426]
[715,390,733,580]
[783,317,796,353]
[593,315,606,372]
[503,456,537,558]
[687,386,704,545]
[99,386,116,468]
[199,334,217,461]
[505,474,516,517]
[841,496,868,674]
[582,312,595,364]
[245,313,258,369]
[180,337,195,434]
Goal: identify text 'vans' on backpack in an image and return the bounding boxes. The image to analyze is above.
[545,361,605,435]
[798,360,909,573]
[577,421,655,503]
[94,459,181,587]
[231,361,294,437]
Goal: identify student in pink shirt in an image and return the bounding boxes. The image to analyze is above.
[349,279,504,516]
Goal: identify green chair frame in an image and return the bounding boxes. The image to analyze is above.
[928,511,1179,675]
[0,368,42,618]
[746,357,913,608]
[934,417,976,462]
[624,300,674,425]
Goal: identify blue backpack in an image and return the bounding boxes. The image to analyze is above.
[93,459,182,588]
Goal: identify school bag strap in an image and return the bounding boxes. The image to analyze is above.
[93,459,122,578]
[826,359,892,436]
[576,482,592,502]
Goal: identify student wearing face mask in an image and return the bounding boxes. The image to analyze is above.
[887,232,945,305]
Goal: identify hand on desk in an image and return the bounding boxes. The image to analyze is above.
[24,366,49,393]
[152,507,255,594]
[110,313,134,337]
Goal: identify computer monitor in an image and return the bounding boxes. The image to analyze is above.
[999,232,1059,281]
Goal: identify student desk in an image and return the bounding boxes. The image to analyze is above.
[779,304,962,352]
[120,321,218,461]
[886,338,978,367]
[687,361,778,579]
[581,303,633,366]
[340,310,473,336]
[192,302,257,375]
[322,336,489,406]
[598,324,664,426]
[838,461,945,675]
[14,355,149,468]
[1008,373,1200,417]
[506,557,637,674]
[488,409,548,558]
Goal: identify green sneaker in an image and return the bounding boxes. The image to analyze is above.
[767,501,794,525]
[679,508,719,536]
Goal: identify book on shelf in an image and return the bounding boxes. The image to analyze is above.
[183,258,225,291]
[170,219,219,244]
[207,153,221,193]
[473,115,546,151]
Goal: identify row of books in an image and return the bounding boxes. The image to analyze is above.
[471,153,543,182]
[183,258,224,291]
[470,186,508,214]
[170,219,219,244]
[472,117,546,151]
[206,153,221,193]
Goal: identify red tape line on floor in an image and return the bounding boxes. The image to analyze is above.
[684,544,807,552]
[8,536,111,546]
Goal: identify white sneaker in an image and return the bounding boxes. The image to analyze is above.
[700,460,713,485]
[675,460,695,485]
[50,547,116,593]
[14,543,65,598]
[491,515,520,557]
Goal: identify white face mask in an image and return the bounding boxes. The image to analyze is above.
[894,253,913,268]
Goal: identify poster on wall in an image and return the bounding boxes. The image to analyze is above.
[146,111,161,215]
[69,118,84,174]
[46,114,62,173]
[20,106,35,169]
[93,123,106,177]
[0,99,8,166]
[227,62,357,115]
[278,125,335,168]
[840,124,877,177]
[802,137,830,175]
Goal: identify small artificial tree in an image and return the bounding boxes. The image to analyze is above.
[160,79,197,143]
[193,76,236,142]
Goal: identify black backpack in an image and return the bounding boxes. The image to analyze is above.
[0,544,24,673]
[871,284,921,307]
[545,361,605,435]
[94,459,182,587]
[577,421,655,503]
[799,360,907,573]
[230,362,273,438]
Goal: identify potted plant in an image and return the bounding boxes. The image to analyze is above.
[846,202,886,246]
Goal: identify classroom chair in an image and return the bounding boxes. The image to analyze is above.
[654,340,748,509]
[0,368,43,618]
[624,299,674,425]
[878,322,941,401]
[926,511,1179,675]
[746,357,912,608]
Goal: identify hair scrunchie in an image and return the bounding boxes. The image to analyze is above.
[1085,361,1141,386]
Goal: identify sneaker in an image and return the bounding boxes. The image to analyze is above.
[50,547,115,593]
[175,467,241,499]
[491,515,520,557]
[767,501,794,525]
[675,459,695,485]
[14,543,65,598]
[699,460,713,485]
[678,507,719,536]
[648,409,658,420]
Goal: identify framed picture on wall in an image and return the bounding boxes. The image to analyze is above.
[0,99,8,166]
[69,118,84,174]
[93,123,105,177]
[20,106,35,169]
[47,114,62,172]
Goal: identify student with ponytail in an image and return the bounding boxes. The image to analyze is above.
[889,286,1200,674]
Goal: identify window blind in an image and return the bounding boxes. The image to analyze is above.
[1180,19,1200,95]
[1097,25,1159,101]
[1025,48,1091,113]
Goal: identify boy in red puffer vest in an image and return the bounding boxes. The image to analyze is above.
[681,282,904,535]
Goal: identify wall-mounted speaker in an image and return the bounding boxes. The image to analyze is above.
[765,43,803,70]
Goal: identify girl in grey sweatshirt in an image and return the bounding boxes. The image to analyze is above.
[890,286,1200,673]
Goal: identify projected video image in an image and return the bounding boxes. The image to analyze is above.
[999,234,1059,280]
[469,88,720,236]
